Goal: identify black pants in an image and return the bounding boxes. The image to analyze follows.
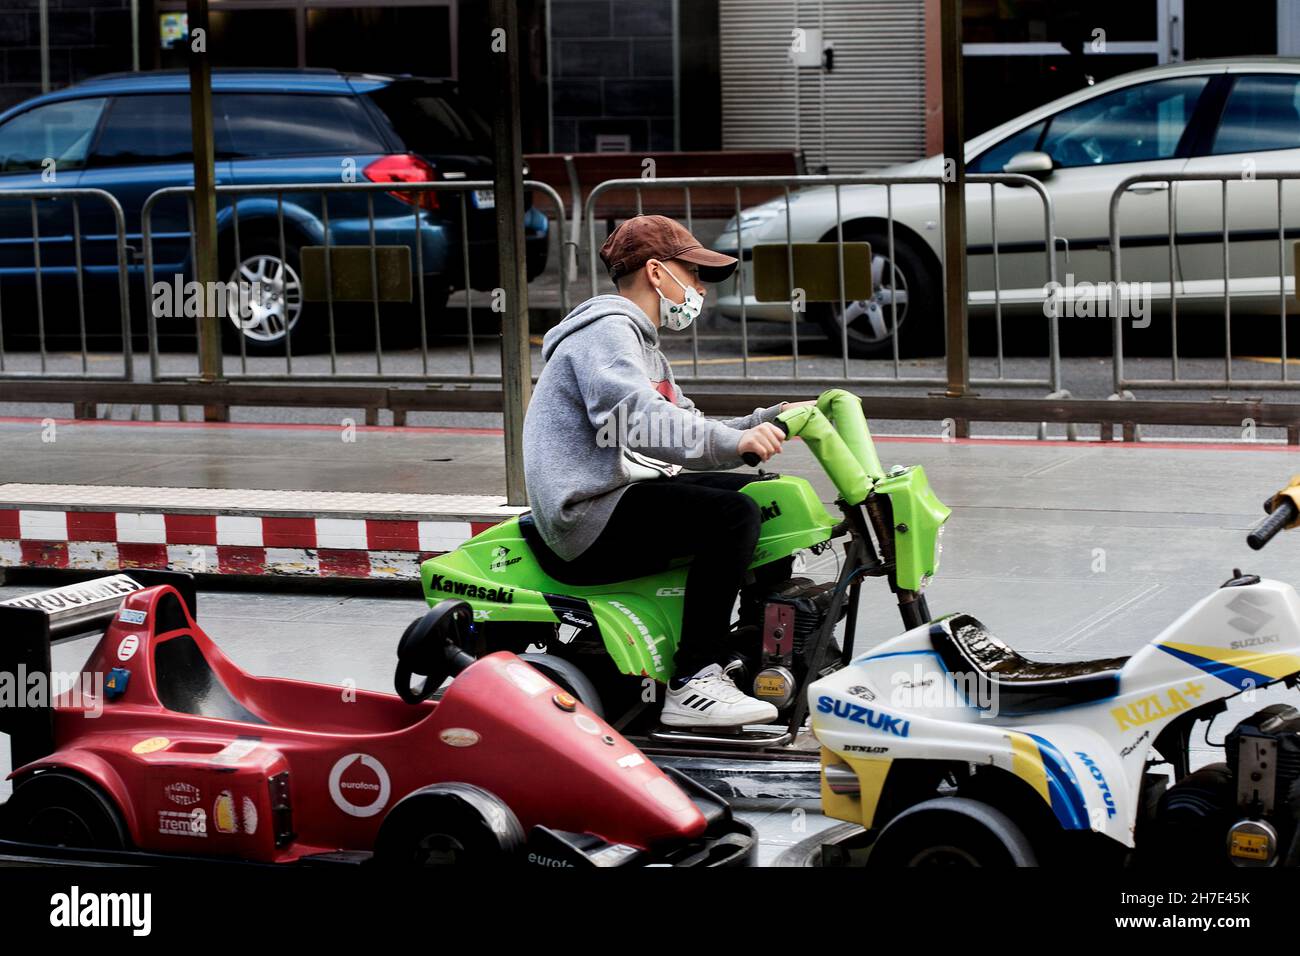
[562,472,762,678]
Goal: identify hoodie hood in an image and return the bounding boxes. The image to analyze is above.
[541,294,658,360]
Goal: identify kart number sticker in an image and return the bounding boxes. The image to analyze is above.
[328,753,391,818]
[117,634,140,662]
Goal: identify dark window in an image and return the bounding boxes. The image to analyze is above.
[0,97,107,173]
[305,6,452,78]
[1209,74,1300,156]
[216,93,386,159]
[365,82,491,156]
[159,10,298,70]
[91,94,193,167]
[968,121,1047,173]
[1038,77,1208,169]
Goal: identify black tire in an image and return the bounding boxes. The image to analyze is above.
[1141,763,1236,867]
[219,235,316,357]
[373,783,525,866]
[518,652,606,720]
[868,797,1037,867]
[2,770,130,851]
[814,228,941,359]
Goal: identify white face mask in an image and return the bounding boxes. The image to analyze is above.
[653,263,704,331]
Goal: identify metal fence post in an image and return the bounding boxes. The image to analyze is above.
[187,0,225,421]
[939,0,970,410]
[489,0,532,507]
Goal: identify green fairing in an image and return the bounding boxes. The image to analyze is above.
[874,465,951,590]
[777,405,871,505]
[420,475,835,683]
[815,389,885,480]
[421,386,952,684]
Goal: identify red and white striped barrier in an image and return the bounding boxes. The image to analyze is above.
[0,484,526,581]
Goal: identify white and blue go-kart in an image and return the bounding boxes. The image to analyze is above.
[807,476,1300,868]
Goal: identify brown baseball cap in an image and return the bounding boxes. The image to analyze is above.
[600,215,738,284]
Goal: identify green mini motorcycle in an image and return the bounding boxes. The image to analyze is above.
[420,388,950,750]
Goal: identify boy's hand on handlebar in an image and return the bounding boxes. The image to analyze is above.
[738,422,785,461]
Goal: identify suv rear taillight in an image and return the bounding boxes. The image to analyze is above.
[363,154,440,211]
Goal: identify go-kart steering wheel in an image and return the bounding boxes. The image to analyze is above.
[394,600,476,704]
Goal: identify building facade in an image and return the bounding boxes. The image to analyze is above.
[1,0,1297,167]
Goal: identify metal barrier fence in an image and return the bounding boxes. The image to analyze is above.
[1109,170,1300,393]
[140,179,569,383]
[0,188,133,381]
[583,173,1062,393]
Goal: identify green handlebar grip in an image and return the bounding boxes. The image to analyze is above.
[776,405,871,505]
[816,388,885,480]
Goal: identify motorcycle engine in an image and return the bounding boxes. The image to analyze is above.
[750,577,846,710]
[1149,704,1300,866]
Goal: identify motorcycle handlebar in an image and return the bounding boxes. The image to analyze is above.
[1248,498,1297,551]
[741,419,790,467]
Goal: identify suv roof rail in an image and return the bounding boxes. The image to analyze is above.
[79,67,344,83]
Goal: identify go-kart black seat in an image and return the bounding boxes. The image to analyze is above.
[929,613,1128,716]
[517,512,667,586]
[151,592,266,725]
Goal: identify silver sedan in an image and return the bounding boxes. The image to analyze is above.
[715,57,1300,356]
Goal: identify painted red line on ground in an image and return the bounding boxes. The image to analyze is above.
[0,509,20,539]
[67,511,118,542]
[869,435,1300,453]
[0,416,504,437]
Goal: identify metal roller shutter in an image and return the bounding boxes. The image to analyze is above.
[719,0,927,172]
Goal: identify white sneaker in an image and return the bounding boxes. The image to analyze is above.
[660,663,779,728]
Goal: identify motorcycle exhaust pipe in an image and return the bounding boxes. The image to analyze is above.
[823,763,860,796]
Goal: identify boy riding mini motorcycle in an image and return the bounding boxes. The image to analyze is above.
[521,214,812,729]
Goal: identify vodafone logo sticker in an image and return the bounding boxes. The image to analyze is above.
[328,753,391,818]
[117,635,140,662]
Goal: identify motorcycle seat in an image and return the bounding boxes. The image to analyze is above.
[517,513,666,586]
[929,613,1128,715]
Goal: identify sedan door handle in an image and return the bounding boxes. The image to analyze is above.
[1126,182,1170,194]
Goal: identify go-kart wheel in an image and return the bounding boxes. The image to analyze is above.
[395,600,476,704]
[518,652,606,720]
[2,770,130,851]
[373,783,525,867]
[868,797,1036,867]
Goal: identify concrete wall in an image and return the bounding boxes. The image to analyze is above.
[548,0,676,152]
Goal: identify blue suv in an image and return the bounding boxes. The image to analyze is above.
[0,69,549,354]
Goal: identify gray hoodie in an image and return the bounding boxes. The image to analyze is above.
[523,294,783,561]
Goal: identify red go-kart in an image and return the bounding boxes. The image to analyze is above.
[0,571,754,866]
